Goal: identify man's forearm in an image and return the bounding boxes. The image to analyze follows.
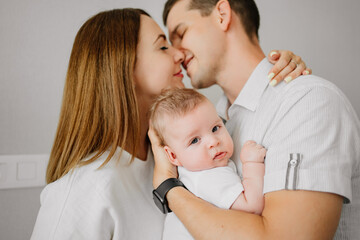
[166,187,342,240]
[167,186,266,240]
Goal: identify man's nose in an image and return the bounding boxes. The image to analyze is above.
[173,48,184,63]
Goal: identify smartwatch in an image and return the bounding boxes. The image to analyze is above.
[152,178,187,214]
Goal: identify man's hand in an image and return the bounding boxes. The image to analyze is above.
[148,124,178,188]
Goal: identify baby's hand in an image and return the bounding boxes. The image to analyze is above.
[240,140,266,164]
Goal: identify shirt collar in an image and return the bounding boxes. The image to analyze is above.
[216,58,272,119]
[216,94,230,121]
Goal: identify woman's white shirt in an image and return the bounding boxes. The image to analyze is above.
[31,147,164,240]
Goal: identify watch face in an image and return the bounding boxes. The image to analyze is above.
[153,190,166,213]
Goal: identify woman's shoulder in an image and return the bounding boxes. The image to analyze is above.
[78,148,132,184]
[43,149,130,195]
[42,147,153,202]
[78,147,153,191]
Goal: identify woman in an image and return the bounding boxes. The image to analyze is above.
[31,8,309,239]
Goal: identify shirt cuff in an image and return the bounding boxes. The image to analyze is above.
[263,169,352,203]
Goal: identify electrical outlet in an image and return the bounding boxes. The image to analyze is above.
[0,163,7,182]
[0,154,49,189]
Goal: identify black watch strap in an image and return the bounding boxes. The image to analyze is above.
[153,178,187,214]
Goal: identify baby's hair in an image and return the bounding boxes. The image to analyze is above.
[149,88,207,146]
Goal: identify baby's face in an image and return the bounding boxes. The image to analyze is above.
[164,100,234,171]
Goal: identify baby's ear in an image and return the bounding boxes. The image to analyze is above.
[164,146,182,167]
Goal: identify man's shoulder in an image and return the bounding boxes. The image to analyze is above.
[280,75,342,98]
[259,74,360,135]
[269,75,351,111]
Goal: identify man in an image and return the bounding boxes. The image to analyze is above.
[150,0,360,239]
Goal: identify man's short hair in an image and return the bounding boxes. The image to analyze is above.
[163,0,260,41]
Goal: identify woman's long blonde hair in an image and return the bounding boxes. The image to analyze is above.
[46,9,149,183]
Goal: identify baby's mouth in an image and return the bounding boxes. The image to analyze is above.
[213,152,226,160]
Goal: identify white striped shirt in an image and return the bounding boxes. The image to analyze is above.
[216,58,360,239]
[31,148,165,240]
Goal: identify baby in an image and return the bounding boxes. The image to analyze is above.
[150,88,266,240]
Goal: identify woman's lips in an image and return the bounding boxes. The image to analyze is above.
[174,70,184,78]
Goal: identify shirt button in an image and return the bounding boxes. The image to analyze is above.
[290,159,297,165]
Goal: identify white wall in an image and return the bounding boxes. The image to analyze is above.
[0,0,359,239]
[257,0,360,117]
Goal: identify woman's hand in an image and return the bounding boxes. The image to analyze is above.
[148,124,178,189]
[267,50,312,86]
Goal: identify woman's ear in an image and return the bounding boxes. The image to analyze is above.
[215,0,232,31]
[164,146,182,167]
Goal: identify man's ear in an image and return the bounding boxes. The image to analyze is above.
[215,0,232,31]
[164,146,182,167]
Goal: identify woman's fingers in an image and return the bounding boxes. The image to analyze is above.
[148,125,178,188]
[267,50,311,86]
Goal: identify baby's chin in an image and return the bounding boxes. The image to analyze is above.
[208,158,230,170]
[215,158,229,168]
[183,158,229,172]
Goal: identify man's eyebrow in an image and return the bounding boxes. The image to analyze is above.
[153,34,166,44]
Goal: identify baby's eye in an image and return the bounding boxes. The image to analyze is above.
[160,46,168,50]
[212,126,220,133]
[190,138,199,145]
